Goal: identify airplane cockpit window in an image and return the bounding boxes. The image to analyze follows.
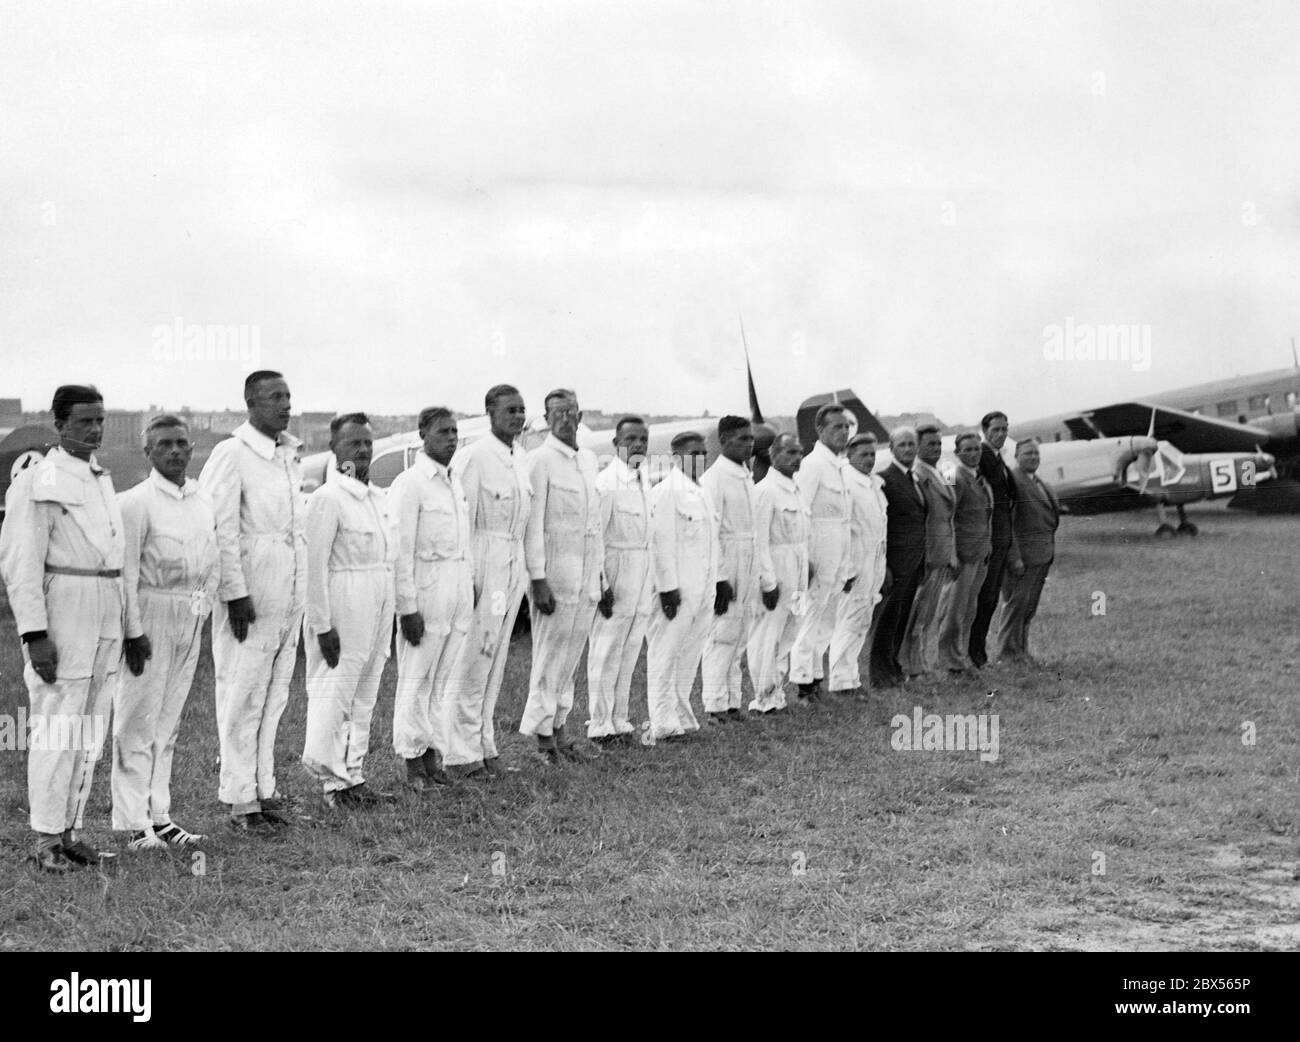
[1248,394,1268,411]
[1287,391,1298,410]
[1216,400,1238,417]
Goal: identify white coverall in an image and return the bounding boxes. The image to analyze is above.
[0,447,124,835]
[200,422,306,813]
[745,469,809,713]
[646,465,718,739]
[520,434,604,738]
[112,469,218,831]
[449,434,531,767]
[828,466,888,692]
[302,472,395,792]
[585,457,652,739]
[699,457,759,713]
[789,441,853,685]
[390,453,473,763]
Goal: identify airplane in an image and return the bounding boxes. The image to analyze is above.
[798,389,1274,537]
[1009,354,1300,513]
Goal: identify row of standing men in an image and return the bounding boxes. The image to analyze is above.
[0,374,1058,873]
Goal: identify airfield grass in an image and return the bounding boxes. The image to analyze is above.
[0,502,1296,951]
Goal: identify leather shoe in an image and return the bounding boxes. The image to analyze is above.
[228,811,275,834]
[32,841,74,874]
[61,838,114,866]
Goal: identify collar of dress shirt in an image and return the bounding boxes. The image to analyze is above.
[148,467,197,499]
[811,440,843,467]
[956,461,980,481]
[545,432,579,460]
[233,420,301,461]
[915,459,940,481]
[892,458,914,477]
[414,450,452,484]
[50,445,103,477]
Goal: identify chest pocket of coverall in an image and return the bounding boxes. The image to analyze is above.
[482,482,517,532]
[777,505,805,545]
[676,500,707,554]
[811,484,845,521]
[150,529,191,589]
[337,521,380,568]
[548,479,585,523]
[415,498,457,587]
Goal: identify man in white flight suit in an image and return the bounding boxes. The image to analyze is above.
[646,432,718,741]
[112,415,218,851]
[789,403,856,704]
[449,385,531,778]
[699,416,758,723]
[586,416,652,745]
[521,389,605,763]
[827,432,889,697]
[302,413,397,807]
[200,370,305,833]
[746,433,808,714]
[391,407,472,788]
[0,385,124,872]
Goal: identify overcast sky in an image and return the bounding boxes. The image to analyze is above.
[3,0,1298,427]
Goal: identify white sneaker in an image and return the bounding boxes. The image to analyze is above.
[127,828,167,851]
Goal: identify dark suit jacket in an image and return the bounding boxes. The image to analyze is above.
[979,442,1017,550]
[1008,467,1060,567]
[916,461,956,570]
[952,464,993,564]
[881,462,927,571]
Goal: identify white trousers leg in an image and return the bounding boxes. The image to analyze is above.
[450,540,524,766]
[746,601,800,712]
[26,638,118,835]
[520,599,597,737]
[213,598,302,811]
[702,603,753,712]
[586,610,647,737]
[394,561,472,762]
[828,587,874,692]
[646,596,708,738]
[112,592,204,830]
[789,574,838,685]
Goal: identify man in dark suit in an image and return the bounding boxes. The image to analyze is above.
[869,427,927,687]
[997,440,1060,662]
[968,411,1016,667]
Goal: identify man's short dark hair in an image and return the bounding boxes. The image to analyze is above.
[51,385,103,423]
[916,423,941,440]
[670,431,705,452]
[847,432,878,451]
[142,413,188,448]
[615,415,647,436]
[544,388,577,413]
[955,431,981,451]
[330,412,371,438]
[814,403,846,430]
[716,415,751,442]
[418,406,456,435]
[980,410,1008,431]
[485,384,520,411]
[244,370,284,400]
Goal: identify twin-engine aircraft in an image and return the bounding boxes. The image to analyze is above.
[804,389,1273,538]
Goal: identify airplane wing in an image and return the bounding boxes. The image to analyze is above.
[1064,402,1272,454]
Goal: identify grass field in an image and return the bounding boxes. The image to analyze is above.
[1,501,1297,951]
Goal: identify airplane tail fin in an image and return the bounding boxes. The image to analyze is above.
[795,390,889,453]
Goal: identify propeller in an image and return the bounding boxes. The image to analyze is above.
[1117,409,1161,492]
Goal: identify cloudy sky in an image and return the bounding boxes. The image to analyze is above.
[3,0,1298,426]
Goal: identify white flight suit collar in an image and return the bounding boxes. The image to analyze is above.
[232,420,301,461]
[148,467,200,500]
[413,450,454,484]
[607,456,647,487]
[810,440,844,467]
[330,466,383,500]
[544,432,580,459]
[766,468,798,493]
[715,455,751,479]
[50,445,106,476]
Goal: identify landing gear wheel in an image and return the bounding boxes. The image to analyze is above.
[1154,523,1177,539]
[1177,521,1198,537]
